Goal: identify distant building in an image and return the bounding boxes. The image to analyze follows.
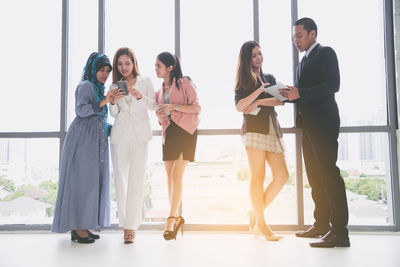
[0,187,12,200]
[19,187,49,200]
[0,140,9,163]
[0,196,51,217]
[338,134,349,161]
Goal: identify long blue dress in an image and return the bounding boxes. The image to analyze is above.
[52,80,110,233]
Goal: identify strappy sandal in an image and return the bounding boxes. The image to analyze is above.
[163,216,176,240]
[124,229,135,244]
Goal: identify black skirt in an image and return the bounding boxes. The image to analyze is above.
[163,120,197,162]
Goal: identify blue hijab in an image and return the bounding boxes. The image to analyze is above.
[82,52,112,134]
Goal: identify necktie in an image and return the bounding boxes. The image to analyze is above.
[300,55,307,73]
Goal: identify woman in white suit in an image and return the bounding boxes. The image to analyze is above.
[109,47,156,243]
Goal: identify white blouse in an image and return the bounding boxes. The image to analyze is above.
[109,75,156,144]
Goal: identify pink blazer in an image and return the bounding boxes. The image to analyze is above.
[155,77,201,143]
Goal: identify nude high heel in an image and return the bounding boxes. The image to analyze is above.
[254,226,283,241]
[247,211,256,234]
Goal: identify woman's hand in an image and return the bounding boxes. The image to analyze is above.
[254,83,269,96]
[105,89,115,103]
[235,83,269,112]
[110,88,125,104]
[156,104,173,115]
[243,100,260,114]
[155,104,170,119]
[257,82,270,93]
[155,111,168,120]
[128,86,143,100]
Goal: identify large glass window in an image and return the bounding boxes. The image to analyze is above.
[259,0,294,127]
[0,139,59,224]
[0,0,61,132]
[67,0,98,127]
[105,0,174,128]
[298,0,386,127]
[181,0,253,129]
[181,134,298,224]
[141,136,168,223]
[105,1,174,223]
[303,133,392,225]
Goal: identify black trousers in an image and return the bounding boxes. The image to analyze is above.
[301,120,349,236]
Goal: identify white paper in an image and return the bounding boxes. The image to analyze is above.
[264,82,289,102]
[248,107,261,116]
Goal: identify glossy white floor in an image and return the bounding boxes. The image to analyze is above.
[1,231,399,267]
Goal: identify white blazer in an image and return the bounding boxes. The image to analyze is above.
[109,75,156,144]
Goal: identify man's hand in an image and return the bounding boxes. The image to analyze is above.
[279,86,300,101]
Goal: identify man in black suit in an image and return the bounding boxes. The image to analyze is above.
[280,17,350,248]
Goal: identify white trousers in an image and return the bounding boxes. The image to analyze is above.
[110,138,148,230]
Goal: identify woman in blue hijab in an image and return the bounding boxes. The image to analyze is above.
[52,52,123,243]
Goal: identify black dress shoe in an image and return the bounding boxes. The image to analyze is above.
[71,230,95,244]
[295,226,329,238]
[87,230,100,239]
[310,232,350,248]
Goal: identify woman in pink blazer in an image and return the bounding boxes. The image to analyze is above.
[154,52,201,241]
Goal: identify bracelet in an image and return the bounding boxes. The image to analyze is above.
[175,104,179,111]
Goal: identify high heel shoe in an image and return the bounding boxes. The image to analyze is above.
[124,229,135,244]
[254,226,283,241]
[175,216,185,236]
[163,216,176,241]
[71,230,95,244]
[86,230,100,239]
[247,211,256,234]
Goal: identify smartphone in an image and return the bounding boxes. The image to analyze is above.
[117,81,129,96]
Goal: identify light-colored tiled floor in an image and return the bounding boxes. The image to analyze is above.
[1,231,399,267]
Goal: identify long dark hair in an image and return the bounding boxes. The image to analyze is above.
[112,47,140,84]
[234,41,261,92]
[156,52,183,88]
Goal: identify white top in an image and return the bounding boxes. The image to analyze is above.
[109,75,156,144]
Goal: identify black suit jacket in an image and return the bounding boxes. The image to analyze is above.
[294,44,340,128]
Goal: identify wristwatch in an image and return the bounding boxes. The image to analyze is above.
[175,104,179,111]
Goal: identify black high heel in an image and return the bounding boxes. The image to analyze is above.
[71,230,95,244]
[163,216,176,241]
[86,230,100,239]
[175,216,185,236]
